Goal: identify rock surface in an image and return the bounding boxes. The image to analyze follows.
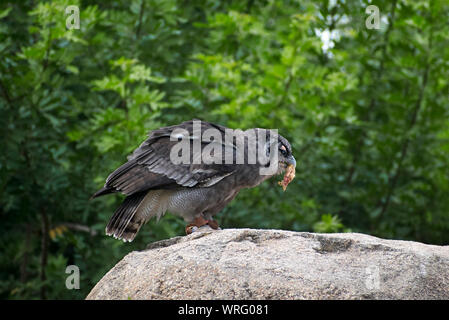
[86,228,449,300]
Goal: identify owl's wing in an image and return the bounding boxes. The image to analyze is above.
[92,120,237,198]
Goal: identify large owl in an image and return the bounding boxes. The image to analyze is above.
[92,120,296,241]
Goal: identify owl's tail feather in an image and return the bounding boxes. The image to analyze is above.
[105,191,148,242]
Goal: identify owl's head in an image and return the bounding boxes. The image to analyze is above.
[276,134,296,173]
[258,130,296,176]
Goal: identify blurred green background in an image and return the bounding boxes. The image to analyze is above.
[1,0,448,299]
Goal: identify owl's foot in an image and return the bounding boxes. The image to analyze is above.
[185,216,220,234]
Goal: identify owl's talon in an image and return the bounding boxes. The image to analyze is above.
[185,217,220,234]
[185,225,197,235]
[207,219,219,230]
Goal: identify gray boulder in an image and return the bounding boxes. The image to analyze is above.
[86,228,449,300]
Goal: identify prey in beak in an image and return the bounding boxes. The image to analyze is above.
[275,140,296,191]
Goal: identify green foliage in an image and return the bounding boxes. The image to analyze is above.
[313,214,347,233]
[1,0,448,299]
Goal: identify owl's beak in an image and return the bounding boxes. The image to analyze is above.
[287,155,296,167]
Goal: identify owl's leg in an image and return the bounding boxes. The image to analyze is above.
[206,219,219,229]
[185,216,207,234]
[203,213,220,230]
[185,215,220,234]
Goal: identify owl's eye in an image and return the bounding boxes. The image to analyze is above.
[279,145,287,156]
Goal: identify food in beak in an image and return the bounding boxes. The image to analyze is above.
[278,164,295,191]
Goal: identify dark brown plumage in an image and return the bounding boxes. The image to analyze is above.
[92,119,296,242]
